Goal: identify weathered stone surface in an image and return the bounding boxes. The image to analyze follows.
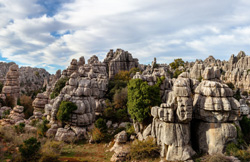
[55,128,76,142]
[104,49,139,79]
[195,122,237,154]
[8,105,25,123]
[2,64,20,105]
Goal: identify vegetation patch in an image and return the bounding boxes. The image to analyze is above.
[50,77,69,99]
[56,101,77,123]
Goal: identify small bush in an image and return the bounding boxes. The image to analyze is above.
[115,108,129,122]
[114,70,131,82]
[2,109,10,118]
[39,140,63,162]
[56,101,77,123]
[226,82,235,90]
[169,58,185,70]
[125,123,135,137]
[14,122,25,134]
[103,107,116,120]
[113,87,127,109]
[50,77,69,99]
[173,69,183,78]
[90,127,105,143]
[234,89,241,101]
[37,119,50,137]
[94,118,107,133]
[128,137,159,160]
[5,95,15,108]
[19,137,41,162]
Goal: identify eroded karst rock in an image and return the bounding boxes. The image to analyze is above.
[193,67,240,154]
[104,49,139,79]
[150,75,196,161]
[2,64,20,105]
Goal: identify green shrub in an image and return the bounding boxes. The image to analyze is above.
[125,123,135,137]
[173,69,183,78]
[5,95,15,108]
[129,67,141,76]
[115,108,129,122]
[37,119,50,137]
[169,58,185,70]
[198,76,203,82]
[94,118,107,133]
[226,82,235,90]
[2,109,10,118]
[127,78,162,124]
[39,140,63,162]
[19,137,41,162]
[113,87,127,109]
[234,89,241,101]
[240,116,250,143]
[50,77,69,99]
[14,122,25,134]
[128,137,159,160]
[103,107,116,120]
[106,80,127,101]
[56,101,77,123]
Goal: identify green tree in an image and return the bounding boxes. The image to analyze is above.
[0,82,3,93]
[19,137,41,162]
[169,58,185,70]
[127,78,162,124]
[234,89,241,101]
[56,101,77,123]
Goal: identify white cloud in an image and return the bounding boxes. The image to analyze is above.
[1,0,250,73]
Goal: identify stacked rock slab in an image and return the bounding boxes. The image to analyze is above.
[45,56,108,141]
[8,105,25,123]
[2,64,20,105]
[104,49,139,79]
[32,93,48,119]
[193,67,240,154]
[110,131,130,162]
[150,74,195,161]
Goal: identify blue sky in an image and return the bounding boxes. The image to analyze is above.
[1,0,250,74]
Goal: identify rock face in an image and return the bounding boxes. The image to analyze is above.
[110,131,129,162]
[193,67,239,154]
[19,67,50,94]
[2,64,20,105]
[0,62,50,95]
[104,49,139,79]
[44,56,108,141]
[8,105,25,123]
[32,93,48,119]
[150,75,196,161]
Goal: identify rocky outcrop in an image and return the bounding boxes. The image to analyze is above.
[110,131,130,162]
[44,56,108,141]
[193,67,240,154]
[2,64,20,105]
[104,49,139,79]
[19,67,50,94]
[8,105,25,123]
[150,75,196,161]
[0,62,50,95]
[31,93,48,119]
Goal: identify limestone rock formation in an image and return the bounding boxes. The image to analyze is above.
[8,105,25,123]
[150,75,196,161]
[2,64,20,105]
[32,93,49,119]
[193,67,240,154]
[110,131,130,162]
[104,49,139,79]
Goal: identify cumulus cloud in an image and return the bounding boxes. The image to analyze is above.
[0,0,250,73]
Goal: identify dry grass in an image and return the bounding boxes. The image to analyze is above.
[60,143,113,162]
